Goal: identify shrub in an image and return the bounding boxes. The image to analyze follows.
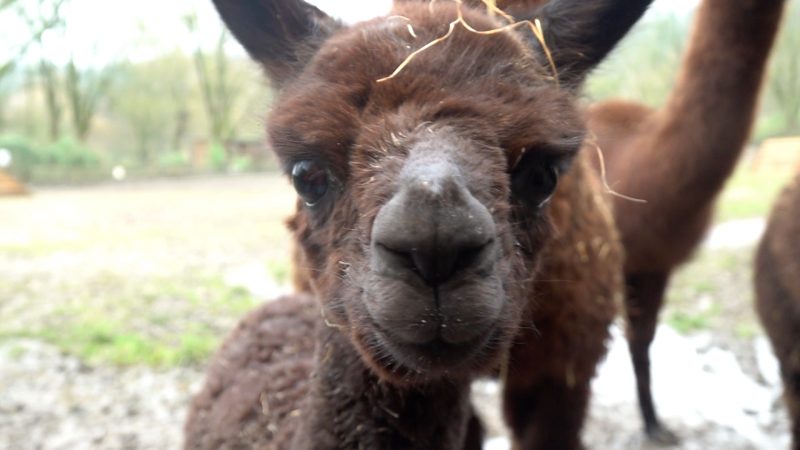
[39,138,102,168]
[0,134,40,180]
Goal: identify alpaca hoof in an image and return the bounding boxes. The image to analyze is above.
[645,424,680,446]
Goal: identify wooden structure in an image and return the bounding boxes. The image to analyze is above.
[0,169,27,196]
[753,137,800,173]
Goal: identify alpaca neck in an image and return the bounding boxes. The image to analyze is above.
[651,0,786,201]
[292,327,473,450]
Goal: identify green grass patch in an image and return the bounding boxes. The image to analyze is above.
[668,311,711,334]
[665,247,758,337]
[0,273,264,368]
[714,167,794,222]
[266,259,290,286]
[17,320,219,367]
[667,304,721,334]
[5,342,28,361]
[734,322,760,340]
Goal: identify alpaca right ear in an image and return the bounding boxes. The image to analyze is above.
[212,0,341,86]
[506,0,654,87]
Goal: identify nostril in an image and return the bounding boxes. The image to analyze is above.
[454,238,494,272]
[375,243,419,274]
[376,238,495,286]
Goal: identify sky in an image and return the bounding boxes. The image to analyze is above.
[1,0,700,68]
[309,0,700,24]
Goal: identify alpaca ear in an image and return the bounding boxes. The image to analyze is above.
[212,0,341,86]
[507,0,654,87]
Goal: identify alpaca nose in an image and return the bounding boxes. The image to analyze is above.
[372,160,496,286]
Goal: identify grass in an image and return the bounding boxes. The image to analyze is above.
[0,272,269,368]
[32,322,218,367]
[0,174,296,369]
[659,164,793,340]
[714,166,794,222]
[665,246,760,340]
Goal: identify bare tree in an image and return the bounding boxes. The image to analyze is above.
[16,0,68,140]
[184,14,243,149]
[38,60,61,140]
[768,0,800,133]
[64,59,115,141]
[0,0,66,133]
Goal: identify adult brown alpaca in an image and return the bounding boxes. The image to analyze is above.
[755,173,800,450]
[585,0,787,442]
[186,0,653,448]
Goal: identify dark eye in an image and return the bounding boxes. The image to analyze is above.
[292,160,329,206]
[511,153,559,210]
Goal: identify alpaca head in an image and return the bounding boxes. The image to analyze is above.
[214,0,650,384]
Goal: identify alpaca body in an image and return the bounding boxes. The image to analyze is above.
[755,173,800,450]
[185,295,317,449]
[585,0,788,440]
[185,294,484,449]
[187,0,650,448]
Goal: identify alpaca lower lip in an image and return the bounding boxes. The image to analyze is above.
[374,324,496,371]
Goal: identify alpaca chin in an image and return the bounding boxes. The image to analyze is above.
[351,312,509,385]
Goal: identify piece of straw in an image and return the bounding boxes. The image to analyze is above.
[377,19,460,83]
[377,0,559,87]
[587,134,648,204]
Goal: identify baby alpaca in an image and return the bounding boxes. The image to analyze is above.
[186,0,652,448]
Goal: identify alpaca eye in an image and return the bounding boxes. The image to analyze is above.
[511,154,559,210]
[529,165,558,207]
[292,160,329,206]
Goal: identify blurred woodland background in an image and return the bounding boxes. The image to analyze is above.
[0,0,797,185]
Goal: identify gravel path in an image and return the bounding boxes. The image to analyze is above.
[0,340,202,450]
[2,325,791,450]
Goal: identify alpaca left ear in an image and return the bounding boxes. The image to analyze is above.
[212,0,342,87]
[509,0,654,87]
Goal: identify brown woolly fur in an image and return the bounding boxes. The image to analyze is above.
[755,173,800,450]
[584,0,788,442]
[185,294,486,450]
[503,155,622,449]
[191,0,652,448]
[185,294,317,449]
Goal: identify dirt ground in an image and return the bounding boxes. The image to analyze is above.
[0,175,792,449]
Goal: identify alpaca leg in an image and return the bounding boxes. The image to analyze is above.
[503,378,590,450]
[784,363,800,450]
[463,411,485,450]
[502,317,606,450]
[625,271,678,444]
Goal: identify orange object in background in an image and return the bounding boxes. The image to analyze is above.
[0,169,27,196]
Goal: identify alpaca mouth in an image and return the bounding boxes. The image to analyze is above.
[371,318,500,373]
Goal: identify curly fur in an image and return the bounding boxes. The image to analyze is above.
[185,295,318,449]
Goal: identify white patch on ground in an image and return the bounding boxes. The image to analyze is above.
[223,261,289,301]
[703,218,766,250]
[472,324,791,450]
[754,335,782,387]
